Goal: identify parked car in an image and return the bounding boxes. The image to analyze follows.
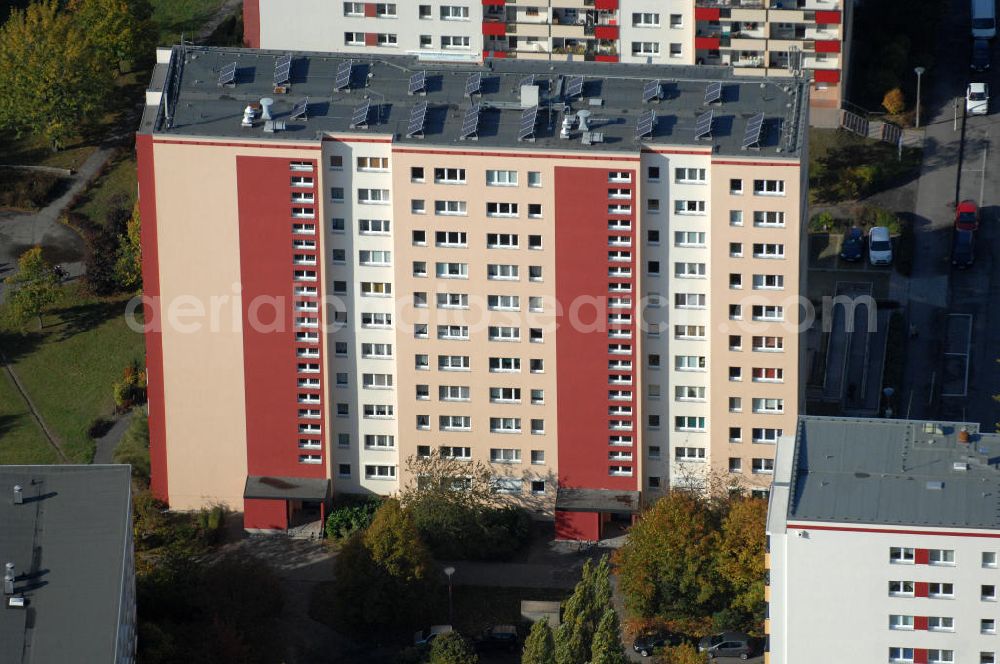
[632,630,685,657]
[967,82,990,116]
[952,228,976,268]
[868,226,894,265]
[972,38,992,72]
[414,625,454,647]
[698,631,757,660]
[955,199,980,231]
[839,227,865,262]
[475,624,519,653]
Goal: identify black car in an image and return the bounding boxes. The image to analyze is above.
[475,624,519,653]
[952,228,975,269]
[973,38,992,72]
[632,631,684,657]
[839,227,864,262]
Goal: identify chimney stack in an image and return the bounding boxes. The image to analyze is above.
[13,485,22,505]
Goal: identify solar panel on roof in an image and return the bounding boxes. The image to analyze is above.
[519,74,535,90]
[406,101,429,138]
[274,62,291,86]
[742,112,765,150]
[408,71,427,96]
[634,110,656,139]
[565,76,584,99]
[290,98,309,121]
[642,80,662,103]
[705,82,722,105]
[518,105,539,142]
[334,62,352,91]
[694,110,714,140]
[218,62,237,86]
[465,71,482,97]
[276,53,292,68]
[459,103,481,140]
[350,99,371,128]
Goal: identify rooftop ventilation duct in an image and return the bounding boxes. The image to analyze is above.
[13,485,22,505]
[260,97,274,121]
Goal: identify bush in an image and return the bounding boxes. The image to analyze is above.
[859,205,901,234]
[0,168,67,210]
[113,411,150,484]
[808,211,835,233]
[196,504,229,543]
[112,359,147,411]
[882,87,905,114]
[325,496,383,540]
[87,416,114,438]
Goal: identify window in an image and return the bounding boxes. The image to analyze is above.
[675,262,706,278]
[435,230,468,247]
[437,325,469,340]
[375,3,396,17]
[359,250,391,266]
[730,210,744,226]
[982,619,996,634]
[889,614,914,630]
[440,4,469,19]
[356,156,389,171]
[754,210,785,227]
[669,43,682,58]
[439,385,470,401]
[985,552,998,568]
[753,179,785,195]
[728,458,742,473]
[489,325,520,342]
[361,343,392,358]
[528,203,542,218]
[490,446,521,461]
[487,232,519,248]
[488,294,520,311]
[439,446,472,460]
[359,218,390,235]
[753,274,785,290]
[531,480,546,494]
[363,404,394,419]
[753,243,785,259]
[411,166,425,181]
[412,230,427,245]
[674,293,706,309]
[493,477,522,494]
[675,417,706,432]
[360,281,392,297]
[413,261,427,277]
[411,199,426,214]
[486,170,518,186]
[729,335,743,350]
[364,434,395,449]
[420,34,432,48]
[675,355,706,371]
[489,357,520,373]
[730,427,742,442]
[436,262,468,279]
[730,178,743,194]
[752,428,783,443]
[753,336,784,352]
[675,231,706,247]
[358,188,390,204]
[488,263,519,281]
[337,463,351,477]
[889,648,914,663]
[928,617,954,632]
[416,384,429,400]
[984,584,997,601]
[729,397,742,413]
[632,12,660,26]
[530,358,544,373]
[675,325,706,340]
[365,465,396,480]
[434,167,466,184]
[675,200,706,215]
[929,549,955,565]
[929,582,954,598]
[344,2,364,15]
[752,458,775,474]
[632,41,659,56]
[490,387,521,403]
[676,386,706,401]
[752,398,784,414]
[982,654,996,664]
[752,305,784,321]
[437,293,469,309]
[675,167,706,183]
[435,200,467,215]
[675,446,706,461]
[344,32,364,46]
[529,266,543,281]
[648,260,660,275]
[376,33,397,46]
[531,389,545,404]
[730,273,743,289]
[440,415,471,431]
[669,13,682,28]
[361,312,392,328]
[531,419,545,434]
[927,651,953,664]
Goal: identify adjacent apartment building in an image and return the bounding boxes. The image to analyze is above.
[768,417,1000,664]
[243,0,849,125]
[0,465,136,664]
[138,46,807,537]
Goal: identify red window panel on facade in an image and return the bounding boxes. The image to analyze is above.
[364,32,378,46]
[913,616,928,630]
[695,7,721,20]
[695,37,721,50]
[483,21,507,36]
[813,69,841,84]
[595,25,619,39]
[595,54,619,62]
[914,649,928,664]
[914,548,929,564]
[482,0,506,5]
[914,582,929,597]
[595,0,618,10]
[815,40,841,53]
[814,10,842,24]
[364,2,377,17]
[484,49,509,58]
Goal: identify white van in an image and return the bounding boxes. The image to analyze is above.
[972,0,996,39]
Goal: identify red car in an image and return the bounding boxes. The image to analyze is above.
[956,200,980,231]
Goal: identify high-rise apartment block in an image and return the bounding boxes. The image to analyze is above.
[768,417,1000,664]
[244,0,849,126]
[138,46,807,536]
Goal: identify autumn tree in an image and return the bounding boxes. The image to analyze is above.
[68,0,155,71]
[655,643,710,664]
[713,497,767,629]
[590,608,628,664]
[4,247,60,329]
[556,556,613,664]
[430,632,479,664]
[0,0,113,150]
[115,201,143,291]
[613,491,721,619]
[521,618,556,664]
[882,87,906,115]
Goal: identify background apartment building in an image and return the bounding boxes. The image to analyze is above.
[138,46,806,537]
[244,0,848,126]
[768,417,1000,664]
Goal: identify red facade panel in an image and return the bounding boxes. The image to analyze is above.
[695,7,721,20]
[236,156,325,480]
[554,166,637,492]
[482,0,506,5]
[914,649,928,664]
[815,40,841,53]
[483,21,507,36]
[136,134,169,503]
[364,32,378,46]
[914,582,929,597]
[595,54,619,62]
[814,10,842,24]
[695,37,721,50]
[594,25,619,39]
[484,49,510,58]
[243,0,260,48]
[364,2,377,17]
[813,69,841,84]
[244,498,289,530]
[913,616,928,630]
[595,0,618,9]
[556,510,601,540]
[914,548,929,564]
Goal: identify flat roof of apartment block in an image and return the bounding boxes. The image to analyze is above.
[788,417,1000,530]
[141,46,808,158]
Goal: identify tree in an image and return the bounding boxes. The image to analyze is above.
[364,498,433,583]
[556,556,613,664]
[590,608,628,664]
[714,498,767,628]
[521,618,556,664]
[430,632,479,664]
[115,201,143,291]
[4,247,60,329]
[613,492,721,619]
[0,0,114,150]
[882,87,906,115]
[655,643,709,664]
[68,0,155,71]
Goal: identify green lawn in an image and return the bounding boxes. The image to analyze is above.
[75,149,138,228]
[809,128,922,204]
[0,369,57,465]
[152,0,227,45]
[0,287,146,463]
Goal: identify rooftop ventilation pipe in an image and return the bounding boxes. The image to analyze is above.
[13,485,22,505]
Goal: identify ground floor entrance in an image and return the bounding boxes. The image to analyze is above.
[242,475,331,536]
[554,487,640,541]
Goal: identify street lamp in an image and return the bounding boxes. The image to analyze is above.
[914,67,926,128]
[444,566,456,625]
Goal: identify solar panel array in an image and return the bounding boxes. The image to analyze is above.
[642,80,662,103]
[334,62,352,91]
[274,54,292,86]
[518,105,539,141]
[351,99,371,128]
[742,112,765,150]
[406,101,429,138]
[218,62,237,86]
[565,76,584,99]
[408,71,427,95]
[465,71,482,97]
[290,98,309,121]
[459,103,481,140]
[519,74,535,90]
[705,82,722,105]
[694,110,714,140]
[635,110,656,139]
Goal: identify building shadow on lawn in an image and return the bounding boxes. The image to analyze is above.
[53,299,134,343]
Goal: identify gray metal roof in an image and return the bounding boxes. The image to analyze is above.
[556,487,640,514]
[244,475,330,501]
[787,416,1000,529]
[141,46,807,158]
[0,465,132,664]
